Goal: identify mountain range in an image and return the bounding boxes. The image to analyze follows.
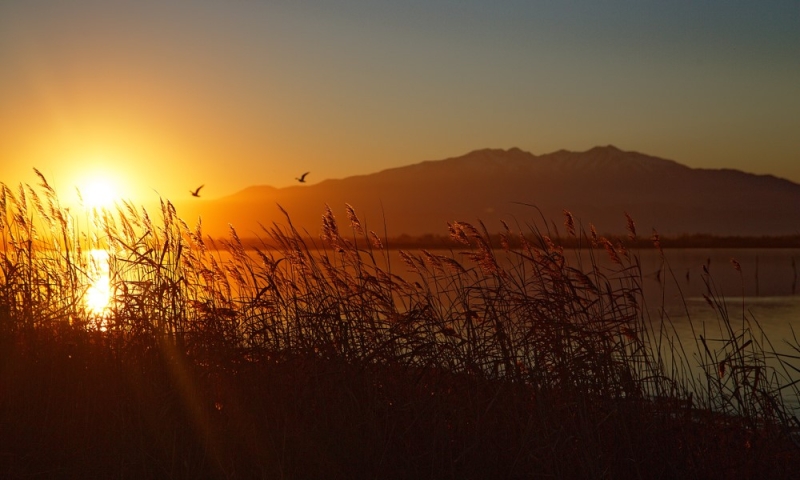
[177,146,800,239]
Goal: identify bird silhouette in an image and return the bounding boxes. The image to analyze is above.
[190,185,205,197]
[296,172,310,183]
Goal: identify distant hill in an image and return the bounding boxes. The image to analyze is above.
[177,146,800,239]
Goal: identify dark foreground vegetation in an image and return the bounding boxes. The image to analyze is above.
[1,174,799,479]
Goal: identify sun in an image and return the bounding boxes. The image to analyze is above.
[75,174,122,210]
[80,179,114,208]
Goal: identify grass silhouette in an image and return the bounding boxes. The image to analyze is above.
[1,173,799,478]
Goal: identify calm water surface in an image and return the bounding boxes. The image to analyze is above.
[234,246,799,353]
[219,246,800,409]
[394,247,800,409]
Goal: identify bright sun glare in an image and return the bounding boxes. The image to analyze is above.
[72,168,131,210]
[85,249,111,318]
[78,178,116,209]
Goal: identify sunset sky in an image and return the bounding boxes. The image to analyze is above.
[1,1,798,205]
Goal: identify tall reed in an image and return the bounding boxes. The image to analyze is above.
[1,175,798,478]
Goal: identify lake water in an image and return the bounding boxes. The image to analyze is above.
[616,247,799,341]
[233,245,800,375]
[305,245,799,376]
[392,247,800,323]
[94,245,800,410]
[390,246,800,411]
[621,248,799,376]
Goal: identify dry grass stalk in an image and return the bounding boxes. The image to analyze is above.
[0,173,798,478]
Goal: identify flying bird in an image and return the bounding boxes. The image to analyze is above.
[296,172,310,183]
[190,185,205,197]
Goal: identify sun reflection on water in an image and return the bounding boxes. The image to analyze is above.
[86,249,111,328]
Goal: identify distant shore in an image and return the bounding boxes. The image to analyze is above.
[226,233,800,251]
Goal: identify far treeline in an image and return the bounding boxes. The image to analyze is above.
[232,232,800,251]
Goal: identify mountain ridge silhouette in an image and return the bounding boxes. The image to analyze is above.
[179,146,800,238]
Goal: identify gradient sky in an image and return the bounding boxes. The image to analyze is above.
[1,0,798,205]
